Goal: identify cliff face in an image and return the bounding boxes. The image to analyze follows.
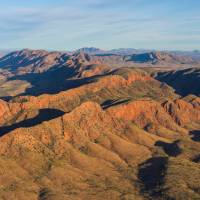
[163,99,200,127]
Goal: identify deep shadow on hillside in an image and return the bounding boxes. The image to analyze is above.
[155,140,182,157]
[8,66,101,96]
[101,99,131,109]
[190,130,200,142]
[155,68,200,96]
[0,108,65,137]
[138,157,168,198]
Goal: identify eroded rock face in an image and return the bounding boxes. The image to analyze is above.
[191,97,200,110]
[107,99,181,131]
[0,100,23,126]
[163,99,200,126]
[0,99,9,118]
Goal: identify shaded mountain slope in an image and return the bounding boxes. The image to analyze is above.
[155,68,200,97]
[0,49,68,74]
[0,49,199,98]
[125,51,194,64]
[0,50,111,97]
[0,68,177,126]
[75,47,200,61]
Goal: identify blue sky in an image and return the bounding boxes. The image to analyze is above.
[0,0,200,51]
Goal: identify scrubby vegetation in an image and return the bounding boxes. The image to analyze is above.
[0,50,200,199]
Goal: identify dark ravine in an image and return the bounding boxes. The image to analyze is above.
[155,68,200,97]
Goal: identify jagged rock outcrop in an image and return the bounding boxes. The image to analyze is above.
[163,99,200,127]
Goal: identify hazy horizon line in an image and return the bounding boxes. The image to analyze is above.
[0,47,199,53]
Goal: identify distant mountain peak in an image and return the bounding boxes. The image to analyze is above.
[75,47,105,55]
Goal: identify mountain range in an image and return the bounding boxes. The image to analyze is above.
[0,48,199,99]
[0,48,200,200]
[74,47,200,61]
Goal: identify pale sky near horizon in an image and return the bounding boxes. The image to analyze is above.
[0,0,200,51]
